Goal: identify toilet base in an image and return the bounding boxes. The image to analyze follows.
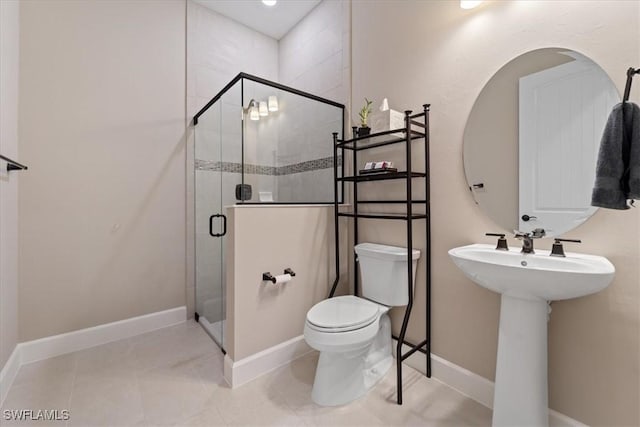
[311,314,392,406]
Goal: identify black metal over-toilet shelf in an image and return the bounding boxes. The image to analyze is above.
[327,104,432,405]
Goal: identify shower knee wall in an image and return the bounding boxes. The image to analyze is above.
[223,205,348,363]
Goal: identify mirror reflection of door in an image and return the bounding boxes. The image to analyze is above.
[518,54,619,234]
[463,48,621,238]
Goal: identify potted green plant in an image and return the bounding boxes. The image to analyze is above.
[358,98,373,136]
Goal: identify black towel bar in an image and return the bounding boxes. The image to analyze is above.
[0,154,28,172]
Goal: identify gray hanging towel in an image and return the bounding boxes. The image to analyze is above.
[591,102,640,209]
[629,102,640,199]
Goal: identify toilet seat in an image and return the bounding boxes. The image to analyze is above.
[306,296,383,333]
[303,298,394,406]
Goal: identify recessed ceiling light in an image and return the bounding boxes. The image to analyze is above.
[460,0,482,9]
[262,0,277,6]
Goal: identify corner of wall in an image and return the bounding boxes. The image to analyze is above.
[0,0,21,372]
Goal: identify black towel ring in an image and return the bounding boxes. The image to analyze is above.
[623,67,640,102]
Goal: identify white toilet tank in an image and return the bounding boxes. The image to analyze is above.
[355,243,421,306]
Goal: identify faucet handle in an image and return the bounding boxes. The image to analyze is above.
[554,238,582,243]
[486,233,508,251]
[551,238,582,257]
[514,230,530,239]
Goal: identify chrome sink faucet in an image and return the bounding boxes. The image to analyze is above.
[514,228,546,254]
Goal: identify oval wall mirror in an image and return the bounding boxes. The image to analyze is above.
[463,48,620,238]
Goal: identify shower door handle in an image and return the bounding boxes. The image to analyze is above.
[209,215,218,237]
[209,214,227,237]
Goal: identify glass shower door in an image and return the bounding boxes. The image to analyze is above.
[194,83,241,350]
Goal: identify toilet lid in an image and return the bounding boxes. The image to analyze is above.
[306,296,380,331]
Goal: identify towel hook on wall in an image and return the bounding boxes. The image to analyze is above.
[623,67,640,103]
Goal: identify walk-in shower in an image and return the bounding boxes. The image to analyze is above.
[193,73,344,349]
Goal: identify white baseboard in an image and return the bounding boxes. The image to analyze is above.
[547,409,589,427]
[20,306,186,364]
[0,345,21,405]
[393,339,588,427]
[0,306,186,406]
[224,335,312,388]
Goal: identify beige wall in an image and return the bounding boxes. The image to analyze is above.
[0,0,20,369]
[18,0,187,341]
[225,205,336,361]
[352,1,639,425]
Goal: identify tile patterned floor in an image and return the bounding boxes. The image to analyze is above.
[1,321,492,426]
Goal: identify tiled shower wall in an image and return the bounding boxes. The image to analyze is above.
[187,1,280,322]
[272,89,343,202]
[189,0,349,205]
[279,0,350,104]
[278,0,350,200]
[186,1,278,120]
[187,0,350,321]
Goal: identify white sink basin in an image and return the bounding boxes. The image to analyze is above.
[448,243,615,427]
[448,244,615,300]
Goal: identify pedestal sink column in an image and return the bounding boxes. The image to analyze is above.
[449,244,615,426]
[493,295,549,427]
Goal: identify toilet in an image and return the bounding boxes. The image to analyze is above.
[304,242,421,406]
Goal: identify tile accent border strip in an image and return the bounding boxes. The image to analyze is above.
[195,156,342,176]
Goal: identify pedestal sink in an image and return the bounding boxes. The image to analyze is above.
[448,244,615,427]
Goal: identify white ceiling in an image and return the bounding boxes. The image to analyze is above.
[193,0,321,40]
